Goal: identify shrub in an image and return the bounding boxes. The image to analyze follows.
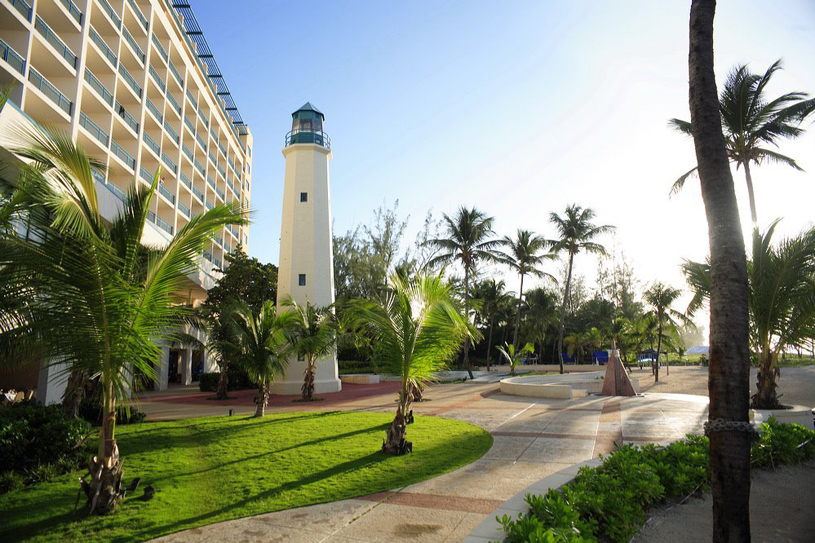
[500,421,815,543]
[198,368,253,392]
[0,402,92,493]
[78,397,146,425]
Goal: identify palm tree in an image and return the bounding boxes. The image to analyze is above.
[223,301,295,417]
[496,342,533,376]
[350,274,470,454]
[424,206,500,378]
[687,2,753,538]
[283,299,337,401]
[563,332,591,364]
[683,222,815,408]
[0,125,245,512]
[643,282,687,382]
[473,278,512,370]
[550,205,614,373]
[498,229,555,349]
[524,287,559,362]
[670,60,815,225]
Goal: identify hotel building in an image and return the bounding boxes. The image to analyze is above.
[0,0,252,400]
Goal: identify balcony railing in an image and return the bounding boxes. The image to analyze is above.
[206,175,216,190]
[151,34,168,63]
[111,140,135,169]
[139,165,151,182]
[195,132,206,152]
[143,132,160,155]
[166,92,181,115]
[218,141,226,157]
[89,26,117,67]
[8,0,32,21]
[161,152,177,174]
[98,0,122,29]
[178,200,191,218]
[0,39,25,75]
[146,96,163,123]
[208,150,216,166]
[194,159,204,176]
[183,115,195,134]
[114,101,138,133]
[28,68,72,115]
[182,143,193,162]
[122,27,144,63]
[158,182,175,204]
[104,180,127,202]
[164,121,179,145]
[118,63,142,98]
[180,172,192,189]
[168,60,183,87]
[214,185,225,201]
[192,185,203,202]
[84,68,113,106]
[79,112,109,146]
[217,164,226,179]
[59,0,82,25]
[35,16,77,68]
[147,210,173,236]
[127,0,148,30]
[196,107,209,128]
[185,88,197,110]
[205,199,213,211]
[214,235,223,247]
[148,64,166,93]
[286,129,331,149]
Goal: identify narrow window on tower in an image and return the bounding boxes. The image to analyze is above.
[300,192,308,202]
[298,274,306,286]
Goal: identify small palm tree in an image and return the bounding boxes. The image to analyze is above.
[473,278,513,370]
[223,301,295,417]
[522,287,558,363]
[0,125,245,512]
[643,282,688,382]
[683,222,815,408]
[564,332,591,363]
[496,342,533,376]
[550,205,614,373]
[350,274,470,455]
[424,206,500,378]
[497,229,556,349]
[284,299,337,401]
[670,60,815,225]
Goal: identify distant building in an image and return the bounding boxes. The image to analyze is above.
[0,0,252,401]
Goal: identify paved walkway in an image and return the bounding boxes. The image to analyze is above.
[144,382,708,543]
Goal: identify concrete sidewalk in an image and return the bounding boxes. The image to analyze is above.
[147,382,708,542]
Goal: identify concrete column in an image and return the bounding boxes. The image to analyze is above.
[36,359,68,406]
[180,350,192,385]
[154,347,170,391]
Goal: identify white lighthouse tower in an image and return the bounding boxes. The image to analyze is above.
[273,103,341,394]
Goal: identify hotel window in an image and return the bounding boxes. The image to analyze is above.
[298,274,306,286]
[300,192,308,202]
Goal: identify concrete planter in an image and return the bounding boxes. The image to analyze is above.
[750,404,814,430]
[339,374,379,385]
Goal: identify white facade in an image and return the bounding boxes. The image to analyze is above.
[0,0,252,398]
[273,105,341,394]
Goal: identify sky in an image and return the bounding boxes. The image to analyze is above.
[192,0,815,326]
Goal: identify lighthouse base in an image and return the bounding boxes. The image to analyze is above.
[270,356,342,396]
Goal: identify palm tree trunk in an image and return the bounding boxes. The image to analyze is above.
[463,266,474,379]
[689,2,753,540]
[62,368,88,418]
[302,355,316,400]
[513,273,525,348]
[383,387,412,455]
[486,315,494,371]
[743,160,758,226]
[655,322,663,383]
[752,347,779,408]
[83,377,124,514]
[216,362,229,400]
[255,382,269,417]
[557,253,575,374]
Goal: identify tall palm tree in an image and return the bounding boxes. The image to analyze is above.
[643,282,687,382]
[0,126,245,512]
[550,205,614,373]
[688,1,753,538]
[473,278,512,370]
[350,274,470,454]
[498,229,555,349]
[524,287,559,362]
[283,298,337,401]
[683,222,815,408]
[670,60,815,225]
[424,206,500,378]
[224,301,295,417]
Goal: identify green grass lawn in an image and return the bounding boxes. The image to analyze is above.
[0,411,492,542]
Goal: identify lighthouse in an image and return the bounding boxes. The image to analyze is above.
[273,103,341,394]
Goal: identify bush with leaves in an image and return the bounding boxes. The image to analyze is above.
[499,421,814,543]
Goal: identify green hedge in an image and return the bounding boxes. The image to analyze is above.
[198,370,253,392]
[499,418,815,542]
[0,402,93,493]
